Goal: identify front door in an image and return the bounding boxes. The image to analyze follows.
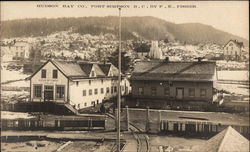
[176,88,184,100]
[44,85,54,102]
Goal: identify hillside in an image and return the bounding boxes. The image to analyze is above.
[1,16,248,46]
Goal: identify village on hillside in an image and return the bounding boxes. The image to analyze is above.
[0,2,249,151]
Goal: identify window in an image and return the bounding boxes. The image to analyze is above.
[82,90,86,96]
[101,79,104,84]
[114,86,117,93]
[200,89,207,97]
[91,71,95,77]
[89,80,91,85]
[101,88,104,94]
[111,86,114,94]
[91,101,95,106]
[188,88,195,97]
[151,87,157,96]
[56,85,65,99]
[41,69,46,78]
[106,87,110,93]
[34,85,42,98]
[84,102,87,107]
[89,89,92,96]
[53,70,58,79]
[94,88,98,95]
[138,87,144,95]
[76,81,79,86]
[164,87,170,96]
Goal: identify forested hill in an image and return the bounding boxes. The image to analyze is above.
[1,16,248,46]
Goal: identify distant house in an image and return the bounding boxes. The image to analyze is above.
[10,41,31,59]
[29,59,130,110]
[223,40,244,61]
[193,126,249,152]
[130,59,217,102]
[1,46,13,62]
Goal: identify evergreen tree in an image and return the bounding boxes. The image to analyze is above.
[107,48,131,73]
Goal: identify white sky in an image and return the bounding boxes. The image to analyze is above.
[1,1,249,40]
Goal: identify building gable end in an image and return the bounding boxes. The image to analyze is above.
[29,60,69,80]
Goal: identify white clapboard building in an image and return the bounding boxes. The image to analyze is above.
[29,59,130,109]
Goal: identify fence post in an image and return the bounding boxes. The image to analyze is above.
[158,110,161,132]
[115,109,117,131]
[126,105,129,131]
[146,107,150,132]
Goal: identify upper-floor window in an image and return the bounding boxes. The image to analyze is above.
[53,70,58,79]
[91,71,95,77]
[109,71,113,76]
[89,89,92,96]
[106,87,110,93]
[83,90,86,96]
[76,81,79,86]
[151,87,157,96]
[114,86,117,93]
[101,88,104,94]
[200,89,207,97]
[111,86,114,94]
[89,80,91,85]
[94,88,98,95]
[41,69,46,78]
[188,88,195,97]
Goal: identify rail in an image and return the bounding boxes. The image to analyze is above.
[106,112,150,152]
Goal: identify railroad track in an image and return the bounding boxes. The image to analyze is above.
[106,113,150,152]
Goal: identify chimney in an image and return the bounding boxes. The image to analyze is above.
[165,57,169,62]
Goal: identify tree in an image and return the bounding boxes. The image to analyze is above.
[107,48,131,73]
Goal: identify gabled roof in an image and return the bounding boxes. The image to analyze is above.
[225,40,244,48]
[131,60,216,81]
[29,59,119,80]
[53,60,88,77]
[98,64,112,75]
[192,126,249,152]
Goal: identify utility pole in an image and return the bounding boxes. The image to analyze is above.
[117,7,122,152]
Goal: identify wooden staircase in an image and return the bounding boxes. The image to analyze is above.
[64,103,79,115]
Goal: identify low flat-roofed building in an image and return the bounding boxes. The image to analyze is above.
[130,59,217,102]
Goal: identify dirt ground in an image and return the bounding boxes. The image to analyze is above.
[61,141,114,152]
[1,140,115,152]
[149,134,206,152]
[1,140,63,152]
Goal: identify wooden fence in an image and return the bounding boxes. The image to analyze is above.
[1,118,106,131]
[120,108,250,138]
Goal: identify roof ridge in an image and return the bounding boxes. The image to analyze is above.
[217,126,231,152]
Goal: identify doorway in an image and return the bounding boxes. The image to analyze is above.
[44,85,54,102]
[176,88,184,100]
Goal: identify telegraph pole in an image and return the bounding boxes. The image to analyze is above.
[117,7,122,152]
